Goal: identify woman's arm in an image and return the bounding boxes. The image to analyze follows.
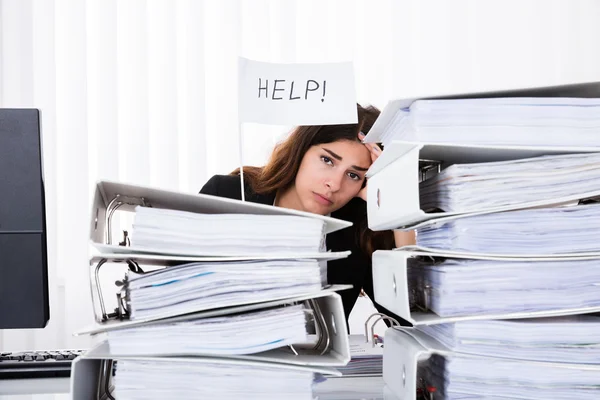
[394,230,416,248]
[199,175,221,196]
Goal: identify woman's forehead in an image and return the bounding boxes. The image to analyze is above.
[313,140,371,167]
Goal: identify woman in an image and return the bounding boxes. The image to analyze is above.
[200,104,414,324]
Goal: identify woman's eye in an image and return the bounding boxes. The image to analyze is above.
[348,172,361,181]
[321,156,333,165]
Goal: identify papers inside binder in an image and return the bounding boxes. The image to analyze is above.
[112,358,315,400]
[375,97,600,148]
[372,250,600,325]
[128,206,327,257]
[415,316,600,364]
[420,152,600,214]
[416,203,600,256]
[107,304,309,356]
[90,180,352,246]
[422,353,600,400]
[337,335,383,376]
[383,326,600,400]
[126,259,323,321]
[408,257,600,318]
[364,141,600,231]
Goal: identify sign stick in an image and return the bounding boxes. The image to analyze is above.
[239,122,245,202]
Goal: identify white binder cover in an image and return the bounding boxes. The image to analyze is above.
[77,289,350,368]
[382,327,600,400]
[90,180,353,250]
[71,341,342,400]
[91,246,351,261]
[364,141,600,231]
[372,249,600,326]
[77,292,350,368]
[86,253,351,324]
[397,244,600,260]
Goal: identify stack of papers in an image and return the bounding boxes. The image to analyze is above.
[416,203,600,256]
[416,316,600,364]
[419,152,600,213]
[422,353,600,400]
[378,97,600,148]
[410,257,600,317]
[74,181,353,398]
[113,359,315,400]
[373,92,600,400]
[337,335,383,376]
[125,259,322,321]
[313,376,386,400]
[130,206,326,256]
[108,305,308,356]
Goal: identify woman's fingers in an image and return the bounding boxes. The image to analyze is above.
[367,143,381,162]
[358,131,382,161]
[369,142,381,155]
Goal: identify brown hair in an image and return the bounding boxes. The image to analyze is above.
[231,104,395,256]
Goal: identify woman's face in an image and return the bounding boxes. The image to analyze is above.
[293,139,372,215]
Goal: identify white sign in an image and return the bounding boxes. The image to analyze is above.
[238,57,358,126]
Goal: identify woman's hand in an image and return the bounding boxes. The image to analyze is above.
[356,131,417,248]
[357,131,382,201]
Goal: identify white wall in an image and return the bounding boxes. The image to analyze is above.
[1,0,600,351]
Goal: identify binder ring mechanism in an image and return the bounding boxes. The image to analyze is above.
[97,359,116,400]
[93,258,140,322]
[419,159,442,182]
[92,193,153,322]
[287,298,334,357]
[104,194,151,246]
[364,313,401,348]
[409,270,432,313]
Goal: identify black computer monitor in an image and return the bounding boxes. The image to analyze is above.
[0,109,49,329]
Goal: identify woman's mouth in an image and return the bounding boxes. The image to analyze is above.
[313,192,333,206]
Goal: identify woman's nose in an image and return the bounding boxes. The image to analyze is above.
[324,172,344,191]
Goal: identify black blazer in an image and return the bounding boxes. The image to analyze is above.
[200,174,402,324]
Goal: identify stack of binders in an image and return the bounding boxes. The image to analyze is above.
[70,180,353,399]
[363,81,600,399]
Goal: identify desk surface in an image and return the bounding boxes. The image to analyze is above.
[0,376,389,400]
